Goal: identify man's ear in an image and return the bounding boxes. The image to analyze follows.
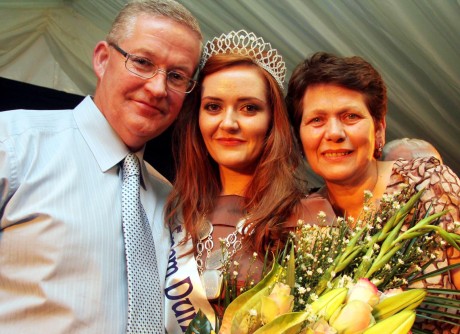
[93,41,110,80]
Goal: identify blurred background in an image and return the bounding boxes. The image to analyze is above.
[1,0,459,185]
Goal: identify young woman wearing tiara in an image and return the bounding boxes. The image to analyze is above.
[164,30,334,332]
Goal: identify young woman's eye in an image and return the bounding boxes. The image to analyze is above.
[203,103,221,112]
[242,104,259,114]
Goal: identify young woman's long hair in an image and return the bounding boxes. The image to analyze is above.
[165,53,307,255]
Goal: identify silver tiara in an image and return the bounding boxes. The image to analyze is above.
[200,29,286,89]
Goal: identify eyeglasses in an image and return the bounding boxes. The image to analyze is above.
[109,43,196,94]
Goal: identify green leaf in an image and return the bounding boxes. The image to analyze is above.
[425,287,460,296]
[415,312,460,326]
[409,262,460,282]
[219,262,285,334]
[286,244,295,289]
[419,300,460,311]
[252,312,309,334]
[185,309,214,334]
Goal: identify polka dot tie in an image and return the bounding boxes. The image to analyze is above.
[122,153,163,333]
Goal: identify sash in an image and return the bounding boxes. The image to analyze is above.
[165,223,216,333]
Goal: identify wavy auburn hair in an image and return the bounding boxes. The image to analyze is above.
[165,53,307,255]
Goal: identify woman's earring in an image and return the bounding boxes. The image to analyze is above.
[374,142,383,159]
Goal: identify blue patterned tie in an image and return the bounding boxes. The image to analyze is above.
[122,153,163,333]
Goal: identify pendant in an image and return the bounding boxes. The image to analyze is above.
[206,249,228,270]
[201,269,223,300]
[197,216,213,241]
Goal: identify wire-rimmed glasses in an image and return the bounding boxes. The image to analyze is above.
[109,43,196,94]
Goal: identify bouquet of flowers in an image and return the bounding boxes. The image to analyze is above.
[186,188,460,333]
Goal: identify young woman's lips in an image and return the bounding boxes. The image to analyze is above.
[217,137,245,146]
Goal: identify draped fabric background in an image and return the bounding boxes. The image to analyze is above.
[0,0,458,186]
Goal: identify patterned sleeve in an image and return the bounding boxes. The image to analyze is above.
[390,157,460,234]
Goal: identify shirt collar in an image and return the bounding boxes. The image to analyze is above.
[72,97,149,188]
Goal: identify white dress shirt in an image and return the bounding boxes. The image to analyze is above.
[0,96,171,333]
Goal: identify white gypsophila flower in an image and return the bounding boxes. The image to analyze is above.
[253,252,258,257]
[376,216,383,223]
[318,211,326,218]
[363,206,370,212]
[348,216,355,224]
[417,247,422,253]
[233,271,238,277]
[364,190,373,198]
[310,293,319,301]
[233,261,239,266]
[307,270,313,276]
[376,224,382,229]
[398,259,404,265]
[415,265,422,271]
[327,258,333,263]
[306,287,311,292]
[249,309,257,317]
[385,264,391,270]
[298,286,307,294]
[317,268,323,274]
[373,243,380,250]
[337,217,344,224]
[327,282,333,289]
[431,254,437,259]
[297,219,304,226]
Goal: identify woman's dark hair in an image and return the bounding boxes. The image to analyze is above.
[286,52,387,142]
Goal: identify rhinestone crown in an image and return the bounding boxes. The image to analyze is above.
[200,29,286,89]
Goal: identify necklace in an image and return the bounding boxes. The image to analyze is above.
[195,215,247,300]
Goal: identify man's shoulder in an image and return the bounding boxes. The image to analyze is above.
[0,107,76,140]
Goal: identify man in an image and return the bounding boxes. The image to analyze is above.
[382,137,443,163]
[0,1,202,333]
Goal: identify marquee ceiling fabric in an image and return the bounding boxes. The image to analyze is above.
[0,0,458,183]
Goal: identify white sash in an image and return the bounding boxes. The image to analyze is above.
[165,223,216,333]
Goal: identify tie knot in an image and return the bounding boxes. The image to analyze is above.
[122,153,140,179]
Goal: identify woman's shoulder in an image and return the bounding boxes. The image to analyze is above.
[391,156,443,176]
[388,156,458,189]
